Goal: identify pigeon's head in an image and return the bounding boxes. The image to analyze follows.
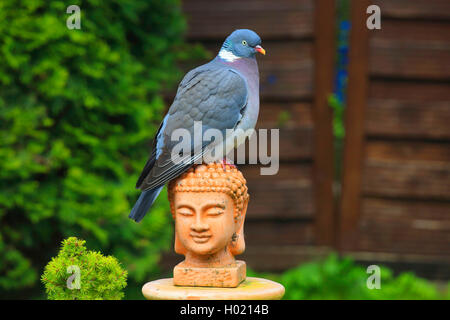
[219,29,265,61]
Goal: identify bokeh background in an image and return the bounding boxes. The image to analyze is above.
[0,0,449,299]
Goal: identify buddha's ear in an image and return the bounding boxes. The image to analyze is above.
[237,196,249,232]
[230,196,249,256]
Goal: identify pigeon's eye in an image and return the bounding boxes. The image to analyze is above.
[242,40,247,46]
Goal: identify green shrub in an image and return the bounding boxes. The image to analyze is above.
[250,254,449,300]
[42,237,127,300]
[0,0,203,298]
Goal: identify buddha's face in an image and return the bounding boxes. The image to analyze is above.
[174,192,236,256]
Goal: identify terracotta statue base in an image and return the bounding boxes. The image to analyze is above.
[142,277,285,300]
[174,260,246,288]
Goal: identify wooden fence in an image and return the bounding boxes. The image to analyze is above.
[340,0,450,278]
[161,0,450,279]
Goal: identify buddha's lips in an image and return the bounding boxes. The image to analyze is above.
[190,233,212,243]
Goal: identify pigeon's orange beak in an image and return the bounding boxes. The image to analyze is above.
[255,45,266,55]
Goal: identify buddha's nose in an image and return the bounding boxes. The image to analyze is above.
[191,215,209,232]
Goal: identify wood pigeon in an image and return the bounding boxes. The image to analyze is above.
[129,29,266,222]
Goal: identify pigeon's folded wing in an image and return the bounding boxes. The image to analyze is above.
[137,65,248,191]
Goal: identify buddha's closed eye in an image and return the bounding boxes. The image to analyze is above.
[177,207,194,216]
[206,206,225,216]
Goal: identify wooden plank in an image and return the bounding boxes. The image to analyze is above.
[345,251,450,280]
[193,41,314,100]
[371,21,450,42]
[366,99,450,139]
[182,0,314,40]
[246,176,314,219]
[260,41,313,99]
[369,80,450,101]
[242,245,331,272]
[312,0,336,246]
[257,102,313,128]
[362,160,450,200]
[244,220,315,245]
[339,0,370,250]
[232,127,313,162]
[241,163,314,219]
[366,141,450,162]
[362,198,450,223]
[366,81,450,139]
[237,103,314,161]
[355,198,450,256]
[369,21,450,79]
[373,0,450,20]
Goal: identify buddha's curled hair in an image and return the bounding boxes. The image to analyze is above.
[168,163,249,218]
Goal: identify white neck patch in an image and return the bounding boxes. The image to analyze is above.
[218,48,240,62]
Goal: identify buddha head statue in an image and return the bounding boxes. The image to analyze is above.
[168,163,249,268]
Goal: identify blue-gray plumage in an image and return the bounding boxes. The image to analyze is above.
[129,29,265,222]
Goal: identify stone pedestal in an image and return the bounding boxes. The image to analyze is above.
[142,277,285,300]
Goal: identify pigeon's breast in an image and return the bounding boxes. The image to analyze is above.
[233,58,260,132]
[222,58,260,154]
[239,79,259,133]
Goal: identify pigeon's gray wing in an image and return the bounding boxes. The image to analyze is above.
[137,65,248,191]
[135,116,167,188]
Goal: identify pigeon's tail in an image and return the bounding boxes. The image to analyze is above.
[128,186,164,222]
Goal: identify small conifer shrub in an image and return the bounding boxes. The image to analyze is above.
[41,237,127,300]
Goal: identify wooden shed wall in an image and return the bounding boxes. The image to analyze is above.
[160,0,450,279]
[340,0,450,278]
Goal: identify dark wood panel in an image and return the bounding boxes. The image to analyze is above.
[346,251,450,280]
[276,127,313,160]
[232,127,313,162]
[362,198,450,223]
[241,162,312,182]
[230,103,314,162]
[366,99,450,139]
[258,102,313,128]
[242,245,331,272]
[182,0,314,40]
[362,160,450,200]
[367,81,450,139]
[355,198,450,255]
[260,41,313,99]
[241,163,314,219]
[244,220,315,245]
[369,21,450,79]
[369,81,450,101]
[191,41,314,100]
[366,141,450,162]
[373,0,450,20]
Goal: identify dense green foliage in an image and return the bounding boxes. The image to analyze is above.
[249,254,449,300]
[0,0,203,298]
[41,237,127,300]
